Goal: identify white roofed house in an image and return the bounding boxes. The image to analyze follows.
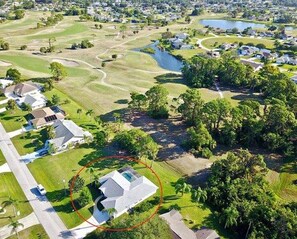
[45,120,92,154]
[98,166,158,219]
[22,93,47,110]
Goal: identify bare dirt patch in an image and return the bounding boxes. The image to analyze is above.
[124,112,212,180]
[0,60,12,67]
[52,59,80,67]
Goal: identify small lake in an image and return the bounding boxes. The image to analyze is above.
[136,41,183,72]
[199,19,295,31]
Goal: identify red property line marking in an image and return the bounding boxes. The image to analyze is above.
[69,155,164,232]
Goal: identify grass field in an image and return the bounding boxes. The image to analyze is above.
[0,173,33,227]
[202,36,275,49]
[0,150,5,166]
[6,225,49,239]
[0,108,28,132]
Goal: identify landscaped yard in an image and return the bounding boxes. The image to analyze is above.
[0,108,28,132]
[6,225,49,239]
[202,36,275,49]
[11,129,47,156]
[0,173,33,227]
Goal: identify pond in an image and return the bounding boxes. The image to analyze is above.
[199,19,295,31]
[136,41,183,72]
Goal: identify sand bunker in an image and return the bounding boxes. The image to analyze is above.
[0,60,12,67]
[52,59,80,67]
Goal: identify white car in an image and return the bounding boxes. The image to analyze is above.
[37,184,46,196]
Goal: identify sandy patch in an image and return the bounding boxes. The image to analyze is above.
[0,60,12,67]
[52,59,80,67]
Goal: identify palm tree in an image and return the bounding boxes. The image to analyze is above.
[103,208,117,219]
[174,179,191,197]
[191,187,207,203]
[77,109,82,119]
[9,220,24,239]
[2,197,18,217]
[221,205,239,228]
[86,109,94,118]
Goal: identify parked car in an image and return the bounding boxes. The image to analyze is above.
[37,184,46,195]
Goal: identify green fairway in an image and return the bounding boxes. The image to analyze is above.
[27,23,89,40]
[202,36,275,49]
[0,173,33,227]
[6,225,49,239]
[0,108,28,132]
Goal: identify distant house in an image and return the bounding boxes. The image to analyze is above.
[240,59,263,71]
[45,120,92,153]
[160,210,220,239]
[30,107,65,129]
[4,82,40,97]
[175,33,189,40]
[238,45,259,56]
[98,167,158,218]
[0,79,13,90]
[291,75,297,84]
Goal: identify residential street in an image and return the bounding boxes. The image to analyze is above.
[0,123,73,239]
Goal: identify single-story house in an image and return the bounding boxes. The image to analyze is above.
[175,33,189,40]
[30,107,65,129]
[98,166,158,218]
[160,210,220,239]
[0,79,13,90]
[240,59,263,71]
[45,120,92,153]
[291,75,297,84]
[20,92,47,110]
[4,82,40,97]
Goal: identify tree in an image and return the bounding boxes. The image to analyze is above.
[43,79,54,91]
[86,166,95,183]
[77,187,92,207]
[6,68,21,82]
[128,92,147,111]
[20,45,27,50]
[77,109,82,118]
[221,205,239,228]
[86,109,94,118]
[68,176,85,193]
[174,178,191,196]
[2,196,18,217]
[177,89,204,125]
[51,94,61,105]
[111,54,118,60]
[145,85,169,119]
[191,187,207,203]
[14,9,25,20]
[9,220,24,239]
[46,125,55,139]
[40,47,47,54]
[49,62,67,81]
[94,131,107,147]
[6,99,17,112]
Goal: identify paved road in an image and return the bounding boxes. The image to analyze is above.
[0,123,73,239]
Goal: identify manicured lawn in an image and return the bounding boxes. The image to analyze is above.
[28,146,103,228]
[270,160,297,202]
[202,36,275,49]
[11,129,47,156]
[0,173,33,227]
[6,224,49,239]
[0,150,5,166]
[43,88,98,133]
[0,108,28,132]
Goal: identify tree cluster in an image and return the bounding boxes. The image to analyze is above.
[0,38,9,50]
[204,149,297,238]
[71,40,94,50]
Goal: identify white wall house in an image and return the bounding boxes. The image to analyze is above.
[98,167,158,219]
[45,120,92,153]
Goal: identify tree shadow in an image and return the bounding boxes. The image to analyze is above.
[46,189,68,203]
[28,77,52,84]
[187,168,211,187]
[154,73,185,85]
[114,99,129,105]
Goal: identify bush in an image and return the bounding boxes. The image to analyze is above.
[135,201,153,212]
[20,45,27,50]
[201,147,213,158]
[77,187,92,207]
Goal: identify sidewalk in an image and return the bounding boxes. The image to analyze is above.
[0,213,39,239]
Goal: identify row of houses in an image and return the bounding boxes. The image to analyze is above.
[1,81,92,154]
